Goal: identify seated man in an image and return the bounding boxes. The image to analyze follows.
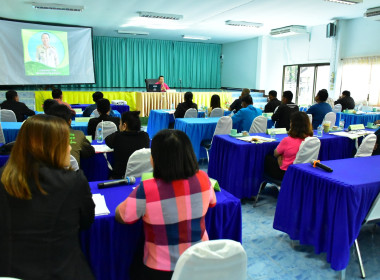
[155,75,170,92]
[174,92,198,119]
[42,99,58,114]
[47,104,95,166]
[87,98,120,140]
[52,88,76,116]
[271,91,299,130]
[1,90,35,121]
[231,95,262,132]
[229,88,250,113]
[334,90,355,111]
[306,89,333,129]
[264,90,281,113]
[82,91,116,117]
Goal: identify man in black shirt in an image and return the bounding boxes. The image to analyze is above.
[271,91,299,130]
[334,90,355,111]
[1,90,35,122]
[264,90,281,113]
[229,88,250,113]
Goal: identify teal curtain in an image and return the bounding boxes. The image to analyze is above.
[77,36,221,89]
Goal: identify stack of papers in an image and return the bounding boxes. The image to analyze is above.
[92,194,110,216]
[92,144,114,153]
[330,130,374,139]
[164,110,175,114]
[236,136,276,143]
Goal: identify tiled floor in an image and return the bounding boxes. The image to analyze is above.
[199,161,380,280]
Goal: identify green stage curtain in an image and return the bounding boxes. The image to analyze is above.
[63,37,221,89]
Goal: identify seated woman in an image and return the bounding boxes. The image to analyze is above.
[105,111,150,179]
[208,94,221,116]
[0,115,95,280]
[115,129,216,280]
[174,91,198,118]
[264,111,313,180]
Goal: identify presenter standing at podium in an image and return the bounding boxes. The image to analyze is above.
[155,75,170,92]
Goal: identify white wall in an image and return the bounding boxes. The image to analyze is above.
[221,38,258,88]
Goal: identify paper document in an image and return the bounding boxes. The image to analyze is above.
[330,130,374,139]
[92,194,110,216]
[164,110,175,114]
[237,136,276,143]
[92,145,114,153]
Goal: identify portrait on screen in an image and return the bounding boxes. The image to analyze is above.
[21,29,69,76]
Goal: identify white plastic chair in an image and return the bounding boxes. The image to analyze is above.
[0,123,5,144]
[255,136,321,206]
[293,137,321,164]
[184,108,198,118]
[210,108,224,118]
[91,109,100,118]
[353,192,380,279]
[354,134,377,158]
[249,116,267,133]
[96,121,117,139]
[322,112,336,127]
[201,116,232,162]
[172,239,247,280]
[333,104,342,113]
[69,155,79,171]
[124,148,153,178]
[1,109,17,122]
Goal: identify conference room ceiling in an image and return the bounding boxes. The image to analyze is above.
[2,0,380,43]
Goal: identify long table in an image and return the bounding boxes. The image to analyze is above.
[335,112,380,128]
[208,132,356,199]
[81,179,242,280]
[273,156,380,271]
[71,104,130,115]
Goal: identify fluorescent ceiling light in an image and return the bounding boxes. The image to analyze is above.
[138,11,183,20]
[182,35,210,40]
[364,6,380,19]
[324,0,362,5]
[31,2,84,12]
[270,25,308,37]
[117,30,149,36]
[121,17,187,30]
[225,20,263,28]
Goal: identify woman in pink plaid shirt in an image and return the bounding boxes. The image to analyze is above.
[116,129,216,280]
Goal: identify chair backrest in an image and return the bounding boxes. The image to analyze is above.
[213,116,232,137]
[171,239,247,280]
[322,112,336,126]
[333,104,342,113]
[293,136,321,164]
[210,108,224,118]
[307,114,313,125]
[1,109,17,122]
[249,116,267,133]
[326,97,335,109]
[355,134,377,158]
[91,109,100,118]
[125,148,153,178]
[0,123,5,144]
[70,155,79,171]
[145,78,158,91]
[96,121,117,139]
[364,192,380,224]
[184,108,198,118]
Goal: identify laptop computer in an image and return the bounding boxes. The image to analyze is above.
[148,84,160,92]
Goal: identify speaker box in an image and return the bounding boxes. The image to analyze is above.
[326,23,336,38]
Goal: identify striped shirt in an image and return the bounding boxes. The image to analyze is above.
[118,170,216,271]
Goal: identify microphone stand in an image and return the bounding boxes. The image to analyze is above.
[180,79,182,93]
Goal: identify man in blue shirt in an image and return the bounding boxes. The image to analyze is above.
[231,95,262,132]
[306,89,332,129]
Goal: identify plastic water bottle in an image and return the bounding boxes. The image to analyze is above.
[317,125,323,137]
[270,126,276,139]
[96,127,103,143]
[204,106,208,118]
[171,103,174,110]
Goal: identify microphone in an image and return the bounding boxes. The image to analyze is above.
[98,177,136,189]
[180,79,182,93]
[311,160,333,172]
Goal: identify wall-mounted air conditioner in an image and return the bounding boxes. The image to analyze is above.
[364,7,380,21]
[270,25,308,37]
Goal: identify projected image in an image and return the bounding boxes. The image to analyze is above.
[22,29,69,76]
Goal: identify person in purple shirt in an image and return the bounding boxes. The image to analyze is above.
[231,95,262,132]
[306,89,332,129]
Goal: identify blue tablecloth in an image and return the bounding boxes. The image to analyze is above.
[273,156,380,271]
[80,179,242,280]
[208,132,356,199]
[71,104,130,114]
[335,112,380,128]
[35,110,121,119]
[2,121,88,142]
[174,118,220,160]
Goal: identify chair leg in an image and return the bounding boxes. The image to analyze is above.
[254,181,267,207]
[206,148,209,163]
[354,239,366,279]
